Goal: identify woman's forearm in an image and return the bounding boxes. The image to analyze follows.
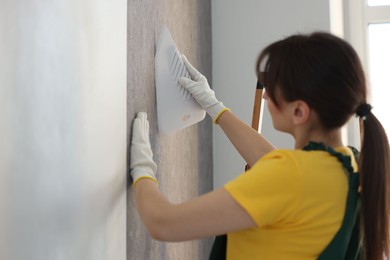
[134,179,175,240]
[217,110,275,167]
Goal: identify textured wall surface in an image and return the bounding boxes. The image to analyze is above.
[127,0,213,259]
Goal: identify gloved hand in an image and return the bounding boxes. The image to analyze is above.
[130,112,157,187]
[178,55,230,123]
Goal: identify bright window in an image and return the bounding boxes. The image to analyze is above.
[367,23,390,136]
[345,0,390,146]
[368,0,390,6]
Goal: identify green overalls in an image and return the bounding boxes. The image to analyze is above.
[209,142,362,260]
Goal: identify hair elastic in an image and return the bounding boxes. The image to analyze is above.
[355,103,372,120]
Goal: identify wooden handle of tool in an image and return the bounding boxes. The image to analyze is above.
[251,88,263,130]
[245,82,264,171]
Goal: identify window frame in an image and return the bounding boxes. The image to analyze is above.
[344,0,390,147]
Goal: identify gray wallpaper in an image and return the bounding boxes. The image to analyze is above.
[127,0,213,259]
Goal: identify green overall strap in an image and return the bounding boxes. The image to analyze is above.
[303,142,361,260]
[208,235,227,260]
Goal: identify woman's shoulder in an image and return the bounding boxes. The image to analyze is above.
[251,149,306,174]
[262,147,347,160]
[255,148,338,173]
[260,148,314,162]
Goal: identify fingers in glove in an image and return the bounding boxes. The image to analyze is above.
[138,112,147,121]
[182,55,201,81]
[178,77,195,90]
[138,112,149,137]
[132,112,150,143]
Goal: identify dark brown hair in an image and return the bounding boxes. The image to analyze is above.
[256,32,389,259]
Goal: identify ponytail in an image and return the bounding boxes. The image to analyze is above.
[359,111,390,259]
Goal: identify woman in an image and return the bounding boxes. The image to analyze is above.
[130,32,389,259]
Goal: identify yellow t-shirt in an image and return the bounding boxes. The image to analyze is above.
[224,148,358,260]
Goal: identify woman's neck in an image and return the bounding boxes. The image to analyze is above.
[294,128,344,150]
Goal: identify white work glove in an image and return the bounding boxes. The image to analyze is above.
[178,55,230,123]
[130,112,157,187]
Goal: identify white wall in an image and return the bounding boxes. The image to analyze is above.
[0,1,126,259]
[212,0,332,187]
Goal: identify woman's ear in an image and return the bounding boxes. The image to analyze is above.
[292,100,310,125]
